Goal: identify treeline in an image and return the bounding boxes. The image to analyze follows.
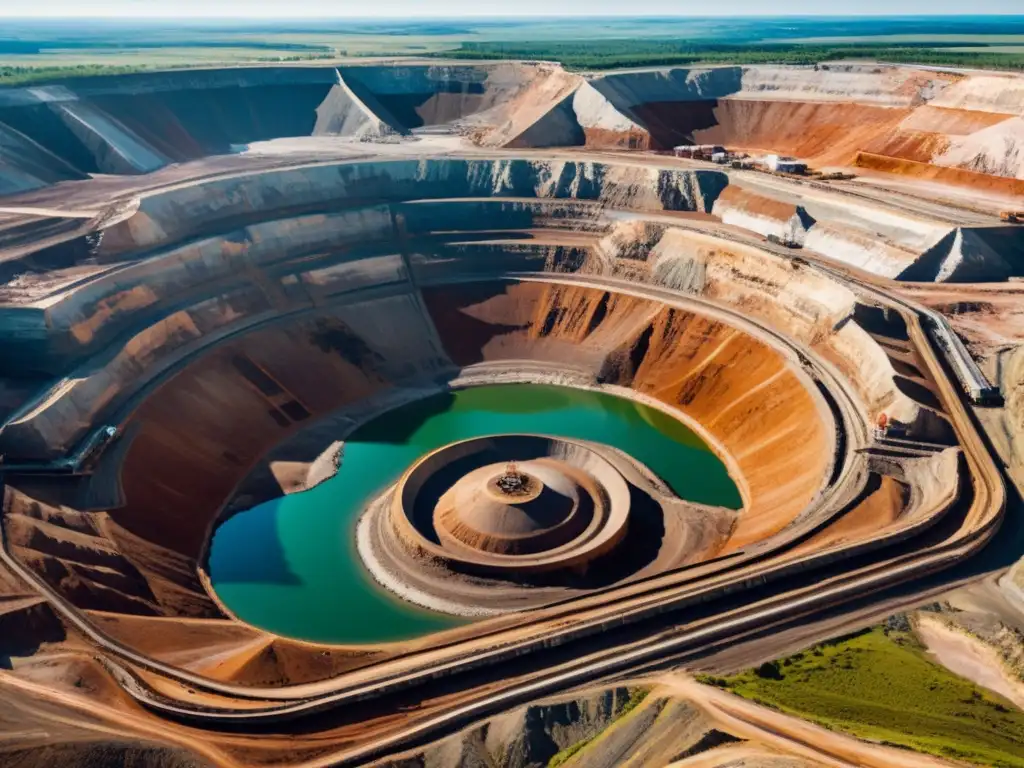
[0,64,150,86]
[0,53,339,87]
[0,40,332,53]
[436,41,1024,72]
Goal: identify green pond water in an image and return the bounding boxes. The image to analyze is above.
[207,384,742,644]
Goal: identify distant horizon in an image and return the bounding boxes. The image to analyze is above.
[4,1,1024,20]
[6,13,1024,19]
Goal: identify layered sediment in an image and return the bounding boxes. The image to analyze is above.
[3,62,1024,192]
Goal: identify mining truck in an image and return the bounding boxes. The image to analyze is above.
[766,233,803,249]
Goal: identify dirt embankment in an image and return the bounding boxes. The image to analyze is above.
[915,612,1024,710]
[855,152,1024,197]
[375,670,969,768]
[3,486,215,617]
[372,684,730,768]
[616,224,940,435]
[792,475,908,555]
[691,100,912,165]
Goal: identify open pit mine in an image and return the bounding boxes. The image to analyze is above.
[0,60,1019,767]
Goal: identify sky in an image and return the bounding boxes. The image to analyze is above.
[3,1,1024,18]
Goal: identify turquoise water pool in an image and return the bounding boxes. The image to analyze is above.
[207,384,741,644]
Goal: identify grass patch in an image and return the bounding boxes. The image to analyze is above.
[547,687,650,767]
[548,740,587,768]
[712,626,1024,768]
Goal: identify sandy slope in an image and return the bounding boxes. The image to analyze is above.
[659,676,962,768]
[916,613,1024,710]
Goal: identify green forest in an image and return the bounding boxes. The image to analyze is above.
[437,40,1024,71]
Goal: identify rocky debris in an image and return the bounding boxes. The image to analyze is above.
[884,613,913,633]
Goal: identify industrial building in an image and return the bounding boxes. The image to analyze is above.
[673,144,726,159]
[764,154,808,174]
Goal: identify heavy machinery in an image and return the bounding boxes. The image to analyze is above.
[766,233,803,249]
[921,313,1002,406]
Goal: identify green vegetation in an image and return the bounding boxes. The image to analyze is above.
[5,18,1024,87]
[619,686,650,717]
[0,54,340,86]
[706,626,1024,768]
[0,64,149,85]
[547,688,650,767]
[436,40,1024,72]
[1,18,1024,89]
[547,741,587,768]
[0,21,464,84]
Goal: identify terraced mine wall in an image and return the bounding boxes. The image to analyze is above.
[0,61,1005,747]
[592,68,922,159]
[2,278,833,613]
[0,68,339,185]
[422,281,832,551]
[0,159,727,378]
[4,63,1024,300]
[0,319,817,613]
[1,60,1022,337]
[0,159,843,616]
[5,62,1024,195]
[0,156,951,474]
[4,180,1018,426]
[0,62,566,193]
[584,65,1024,177]
[0,142,971,696]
